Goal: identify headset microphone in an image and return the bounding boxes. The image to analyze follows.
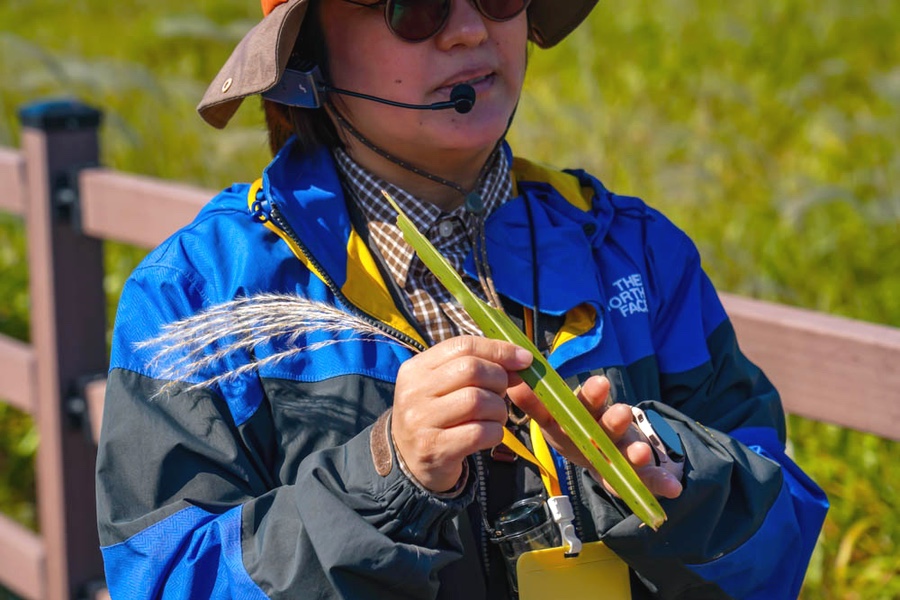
[263,66,476,114]
[447,84,475,114]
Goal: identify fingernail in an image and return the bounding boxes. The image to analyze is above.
[665,473,683,497]
[514,347,534,366]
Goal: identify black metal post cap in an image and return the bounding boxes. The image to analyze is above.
[18,99,103,132]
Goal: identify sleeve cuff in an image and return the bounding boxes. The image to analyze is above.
[369,408,471,499]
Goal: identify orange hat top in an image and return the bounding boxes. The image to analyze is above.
[261,0,288,16]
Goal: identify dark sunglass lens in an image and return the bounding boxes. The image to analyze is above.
[477,0,529,21]
[387,0,450,41]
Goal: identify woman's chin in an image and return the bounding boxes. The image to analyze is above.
[426,112,513,153]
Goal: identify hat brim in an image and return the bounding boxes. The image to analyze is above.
[529,0,598,49]
[198,0,597,128]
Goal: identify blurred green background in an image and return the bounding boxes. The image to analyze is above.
[1,0,898,598]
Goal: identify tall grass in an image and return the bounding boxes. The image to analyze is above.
[0,0,897,597]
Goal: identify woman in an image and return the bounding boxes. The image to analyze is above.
[96,1,828,598]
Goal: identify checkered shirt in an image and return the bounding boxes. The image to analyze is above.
[333,148,513,345]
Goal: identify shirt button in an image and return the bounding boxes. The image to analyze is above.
[438,220,455,238]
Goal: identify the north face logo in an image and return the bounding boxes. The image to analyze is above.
[609,274,648,317]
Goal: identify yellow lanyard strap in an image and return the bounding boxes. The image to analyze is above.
[502,425,583,556]
[501,426,562,497]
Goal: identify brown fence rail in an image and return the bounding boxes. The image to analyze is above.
[1,100,898,599]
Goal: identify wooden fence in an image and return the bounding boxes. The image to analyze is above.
[0,99,898,599]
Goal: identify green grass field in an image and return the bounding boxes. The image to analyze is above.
[1,0,898,597]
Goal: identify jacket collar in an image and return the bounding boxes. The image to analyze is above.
[258,139,620,368]
[261,140,354,286]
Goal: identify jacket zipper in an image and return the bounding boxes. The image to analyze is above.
[471,452,491,577]
[268,204,426,353]
[564,460,586,541]
[268,201,494,583]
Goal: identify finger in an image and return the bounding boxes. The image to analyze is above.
[438,387,509,428]
[444,355,523,397]
[399,339,533,399]
[415,336,533,372]
[506,379,550,424]
[600,464,683,500]
[510,375,612,428]
[576,375,611,419]
[397,355,512,401]
[507,370,525,388]
[622,438,654,468]
[437,420,506,458]
[598,403,635,443]
[638,466,684,499]
[506,384,585,469]
[393,386,508,439]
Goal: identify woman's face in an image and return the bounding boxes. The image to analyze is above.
[319,0,529,161]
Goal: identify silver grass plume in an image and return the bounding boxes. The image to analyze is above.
[137,293,420,394]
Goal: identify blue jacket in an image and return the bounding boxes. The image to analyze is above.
[97,139,828,599]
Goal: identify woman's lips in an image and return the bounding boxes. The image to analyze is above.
[436,72,495,96]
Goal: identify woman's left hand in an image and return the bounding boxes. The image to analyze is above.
[507,375,683,500]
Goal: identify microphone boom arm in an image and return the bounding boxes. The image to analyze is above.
[263,66,475,114]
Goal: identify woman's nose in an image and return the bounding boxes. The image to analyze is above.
[435,0,490,50]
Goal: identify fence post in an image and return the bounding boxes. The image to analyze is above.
[19,100,107,599]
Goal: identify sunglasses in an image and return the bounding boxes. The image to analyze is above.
[342,0,531,43]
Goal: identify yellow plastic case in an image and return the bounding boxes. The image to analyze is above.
[517,541,631,600]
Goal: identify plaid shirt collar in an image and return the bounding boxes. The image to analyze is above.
[333,147,512,287]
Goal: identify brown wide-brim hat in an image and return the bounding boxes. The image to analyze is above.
[198,0,598,128]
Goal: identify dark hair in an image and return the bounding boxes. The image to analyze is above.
[264,0,342,156]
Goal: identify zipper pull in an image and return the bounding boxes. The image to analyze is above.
[247,178,271,223]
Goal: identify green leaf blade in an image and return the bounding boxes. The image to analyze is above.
[521,358,666,529]
[383,191,666,530]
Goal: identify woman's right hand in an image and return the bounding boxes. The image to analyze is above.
[391,336,534,493]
